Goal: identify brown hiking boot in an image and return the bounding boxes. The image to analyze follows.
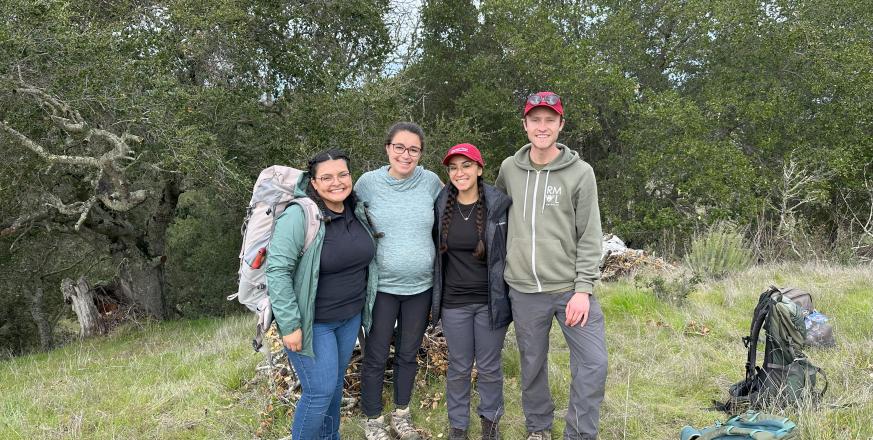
[449,427,469,440]
[480,416,499,440]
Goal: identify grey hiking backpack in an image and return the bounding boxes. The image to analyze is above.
[228,165,321,352]
[728,286,828,409]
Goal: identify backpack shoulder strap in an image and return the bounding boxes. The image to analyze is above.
[744,287,779,381]
[288,197,322,255]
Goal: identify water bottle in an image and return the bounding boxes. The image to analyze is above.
[804,311,828,329]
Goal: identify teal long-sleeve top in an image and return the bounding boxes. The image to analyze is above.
[354,165,442,294]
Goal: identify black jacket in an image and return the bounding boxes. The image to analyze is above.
[431,183,512,330]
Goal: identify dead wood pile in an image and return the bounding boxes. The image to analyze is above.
[256,323,449,416]
[600,234,676,280]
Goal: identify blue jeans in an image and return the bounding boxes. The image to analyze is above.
[285,314,361,440]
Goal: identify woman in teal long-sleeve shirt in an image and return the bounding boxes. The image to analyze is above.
[356,122,442,440]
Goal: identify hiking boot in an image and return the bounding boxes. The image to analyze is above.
[526,430,551,440]
[480,416,499,440]
[449,427,469,440]
[390,407,421,440]
[364,416,392,440]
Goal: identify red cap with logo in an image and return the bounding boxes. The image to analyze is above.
[524,91,564,116]
[442,143,484,167]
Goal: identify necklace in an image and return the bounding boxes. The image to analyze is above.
[457,201,476,221]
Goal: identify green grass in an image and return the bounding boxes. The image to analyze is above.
[2,263,871,439]
[0,316,264,439]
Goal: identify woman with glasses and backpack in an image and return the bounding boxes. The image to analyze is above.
[431,144,512,440]
[355,122,443,440]
[266,148,378,440]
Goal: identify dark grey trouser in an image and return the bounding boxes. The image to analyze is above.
[509,288,607,440]
[441,304,509,430]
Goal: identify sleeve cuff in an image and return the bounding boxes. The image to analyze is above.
[575,282,594,294]
[278,321,300,337]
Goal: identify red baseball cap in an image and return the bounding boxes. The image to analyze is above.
[523,91,564,116]
[442,143,484,167]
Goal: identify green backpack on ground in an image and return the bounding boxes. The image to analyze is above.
[680,411,798,439]
[728,286,827,409]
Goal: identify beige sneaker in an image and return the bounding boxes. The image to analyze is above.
[526,430,551,440]
[390,407,421,440]
[364,416,393,440]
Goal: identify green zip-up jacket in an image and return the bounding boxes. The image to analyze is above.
[495,143,602,294]
[266,175,379,357]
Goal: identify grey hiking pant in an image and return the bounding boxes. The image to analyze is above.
[442,303,509,430]
[509,288,607,440]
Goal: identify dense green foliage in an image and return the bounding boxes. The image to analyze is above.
[2,0,872,353]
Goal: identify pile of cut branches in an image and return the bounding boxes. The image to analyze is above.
[256,323,449,416]
[600,234,676,280]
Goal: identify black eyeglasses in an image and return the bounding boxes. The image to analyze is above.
[388,143,422,158]
[527,94,561,106]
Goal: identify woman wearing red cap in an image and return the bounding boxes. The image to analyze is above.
[431,143,512,440]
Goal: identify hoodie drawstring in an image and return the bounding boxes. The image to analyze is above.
[522,170,530,220]
[541,169,551,214]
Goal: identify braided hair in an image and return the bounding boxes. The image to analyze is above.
[473,176,486,260]
[438,184,457,255]
[439,176,487,261]
[305,148,356,224]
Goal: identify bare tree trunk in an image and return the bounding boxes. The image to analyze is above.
[29,287,54,349]
[105,176,178,319]
[113,248,168,319]
[61,277,101,337]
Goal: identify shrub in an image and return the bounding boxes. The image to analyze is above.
[685,222,755,280]
[635,272,701,305]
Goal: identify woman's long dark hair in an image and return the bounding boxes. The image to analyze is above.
[438,176,486,260]
[305,148,355,223]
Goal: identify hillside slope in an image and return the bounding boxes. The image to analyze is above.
[2,264,871,439]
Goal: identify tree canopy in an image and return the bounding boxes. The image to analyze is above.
[2,0,871,354]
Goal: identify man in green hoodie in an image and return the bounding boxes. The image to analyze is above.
[495,92,607,440]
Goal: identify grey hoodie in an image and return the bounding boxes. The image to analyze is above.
[495,143,602,294]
